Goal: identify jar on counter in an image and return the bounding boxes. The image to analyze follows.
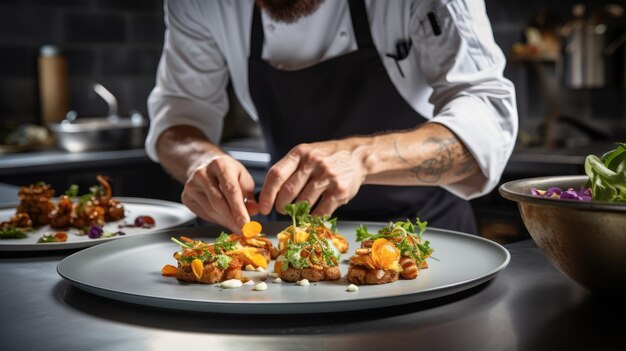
[38,45,70,126]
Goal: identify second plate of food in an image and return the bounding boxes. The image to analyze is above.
[0,197,196,251]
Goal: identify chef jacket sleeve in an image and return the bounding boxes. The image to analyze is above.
[145,0,229,162]
[412,0,518,199]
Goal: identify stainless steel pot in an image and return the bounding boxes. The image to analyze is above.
[48,83,148,153]
[49,114,148,153]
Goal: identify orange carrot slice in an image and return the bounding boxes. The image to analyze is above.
[242,221,262,238]
[371,238,400,270]
[161,264,177,277]
[191,259,204,280]
[244,250,268,269]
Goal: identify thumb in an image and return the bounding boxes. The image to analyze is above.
[240,170,259,216]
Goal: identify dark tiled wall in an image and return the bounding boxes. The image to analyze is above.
[0,0,164,125]
[1,0,624,139]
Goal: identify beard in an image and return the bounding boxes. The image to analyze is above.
[255,0,325,24]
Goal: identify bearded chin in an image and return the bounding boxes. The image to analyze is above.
[255,0,325,24]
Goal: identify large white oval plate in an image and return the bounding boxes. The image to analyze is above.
[57,222,510,314]
[0,197,196,251]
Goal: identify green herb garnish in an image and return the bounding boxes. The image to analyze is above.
[64,184,79,197]
[284,201,338,234]
[283,241,310,269]
[213,232,238,253]
[171,237,193,248]
[281,232,339,271]
[0,227,28,239]
[171,234,236,269]
[356,218,432,264]
[215,255,232,270]
[284,201,310,234]
[37,234,58,243]
[280,201,342,270]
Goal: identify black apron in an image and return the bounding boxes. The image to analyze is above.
[248,0,477,234]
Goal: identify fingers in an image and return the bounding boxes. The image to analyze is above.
[215,166,250,228]
[258,150,301,215]
[259,141,365,217]
[294,177,329,210]
[274,161,316,214]
[311,186,351,217]
[182,179,239,232]
[181,157,257,233]
[240,170,259,217]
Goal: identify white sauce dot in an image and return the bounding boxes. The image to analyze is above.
[244,279,255,286]
[296,279,310,286]
[347,284,359,292]
[255,266,266,272]
[220,279,243,289]
[272,277,282,284]
[254,282,268,291]
[244,264,255,271]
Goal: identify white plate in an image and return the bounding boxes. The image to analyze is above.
[57,222,510,314]
[0,197,196,251]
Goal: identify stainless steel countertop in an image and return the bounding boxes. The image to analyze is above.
[0,147,270,177]
[0,139,616,178]
[0,235,621,351]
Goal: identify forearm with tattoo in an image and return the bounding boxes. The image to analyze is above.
[362,123,481,186]
[393,137,476,183]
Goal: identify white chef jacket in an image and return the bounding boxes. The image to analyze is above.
[146,0,518,200]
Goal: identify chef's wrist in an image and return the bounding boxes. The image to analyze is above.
[157,125,229,182]
[347,135,379,178]
[185,152,229,179]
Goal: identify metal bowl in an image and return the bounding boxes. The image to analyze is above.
[49,116,148,153]
[499,175,626,295]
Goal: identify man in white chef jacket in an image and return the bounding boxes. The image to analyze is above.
[146,0,518,234]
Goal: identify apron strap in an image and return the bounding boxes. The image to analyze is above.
[250,0,374,59]
[250,4,264,60]
[348,0,374,49]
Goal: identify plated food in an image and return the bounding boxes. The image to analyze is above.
[0,176,154,244]
[348,219,433,284]
[275,201,349,254]
[230,221,279,262]
[162,235,244,284]
[347,238,402,285]
[61,224,509,314]
[273,202,344,283]
[162,224,270,284]
[0,175,190,251]
[161,201,435,288]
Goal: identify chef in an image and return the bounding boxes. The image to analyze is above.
[146,0,518,234]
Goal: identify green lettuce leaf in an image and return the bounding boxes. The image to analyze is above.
[585,143,626,202]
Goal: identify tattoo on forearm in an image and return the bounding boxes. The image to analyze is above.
[394,137,476,183]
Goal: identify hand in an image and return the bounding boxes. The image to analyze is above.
[258,140,367,216]
[181,155,259,233]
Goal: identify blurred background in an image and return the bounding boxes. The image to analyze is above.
[0,0,624,244]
